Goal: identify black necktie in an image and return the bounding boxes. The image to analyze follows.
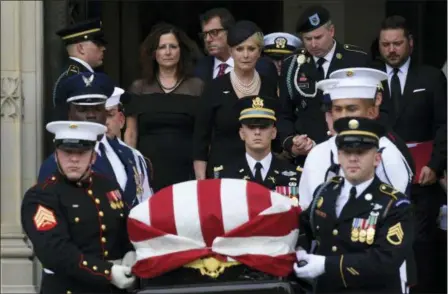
[316,58,326,81]
[391,68,402,114]
[349,186,357,201]
[254,162,263,184]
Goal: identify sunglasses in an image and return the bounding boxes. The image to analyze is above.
[198,28,226,40]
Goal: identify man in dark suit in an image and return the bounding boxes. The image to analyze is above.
[277,5,369,166]
[214,95,301,200]
[53,18,107,109]
[194,8,277,83]
[374,15,447,293]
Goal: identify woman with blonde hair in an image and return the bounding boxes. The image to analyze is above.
[193,20,278,179]
[125,23,204,192]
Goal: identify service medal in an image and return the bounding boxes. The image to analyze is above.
[110,202,117,210]
[351,228,359,242]
[359,229,367,243]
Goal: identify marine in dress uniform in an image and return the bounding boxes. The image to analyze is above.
[294,117,415,293]
[39,73,145,208]
[277,5,369,163]
[105,87,154,202]
[21,121,136,293]
[299,68,412,210]
[53,18,107,111]
[214,95,302,200]
[263,32,302,77]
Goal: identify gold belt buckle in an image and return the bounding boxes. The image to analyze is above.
[184,257,240,278]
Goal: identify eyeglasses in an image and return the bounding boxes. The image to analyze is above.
[198,28,226,40]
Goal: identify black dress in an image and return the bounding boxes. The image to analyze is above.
[128,78,203,192]
[193,73,277,178]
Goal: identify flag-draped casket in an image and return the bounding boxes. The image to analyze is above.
[127,179,301,281]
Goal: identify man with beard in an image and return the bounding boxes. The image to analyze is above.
[39,73,148,207]
[373,15,447,293]
[53,19,107,110]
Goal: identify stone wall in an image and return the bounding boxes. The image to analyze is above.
[1,1,44,293]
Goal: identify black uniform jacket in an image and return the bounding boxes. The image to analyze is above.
[52,58,92,115]
[299,176,415,293]
[215,154,302,191]
[278,42,369,152]
[375,60,447,175]
[21,171,133,294]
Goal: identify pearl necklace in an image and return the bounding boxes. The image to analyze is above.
[230,71,261,96]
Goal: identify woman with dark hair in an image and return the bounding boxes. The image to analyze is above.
[124,22,204,192]
[193,20,278,179]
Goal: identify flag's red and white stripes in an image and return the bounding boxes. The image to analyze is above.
[128,179,301,278]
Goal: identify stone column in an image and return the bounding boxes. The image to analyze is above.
[1,1,44,293]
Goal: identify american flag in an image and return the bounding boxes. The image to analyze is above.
[128,179,301,278]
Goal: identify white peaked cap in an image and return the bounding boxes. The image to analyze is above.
[46,121,106,142]
[105,87,125,109]
[317,68,388,100]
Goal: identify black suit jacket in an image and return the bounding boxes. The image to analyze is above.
[193,55,278,83]
[277,42,369,153]
[375,60,447,174]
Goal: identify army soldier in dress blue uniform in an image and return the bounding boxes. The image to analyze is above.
[277,5,369,165]
[263,32,302,76]
[294,117,415,293]
[105,87,154,202]
[53,18,107,111]
[22,121,136,293]
[39,72,147,208]
[215,95,302,199]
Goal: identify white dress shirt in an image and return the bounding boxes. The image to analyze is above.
[246,153,273,181]
[213,57,234,78]
[95,136,127,190]
[312,40,337,78]
[69,57,94,73]
[386,57,411,95]
[335,178,374,217]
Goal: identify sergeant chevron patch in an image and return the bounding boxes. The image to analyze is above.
[33,205,57,231]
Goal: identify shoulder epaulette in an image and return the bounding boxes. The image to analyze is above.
[296,165,303,172]
[343,44,367,55]
[40,175,58,190]
[330,176,344,184]
[67,64,80,75]
[379,183,399,200]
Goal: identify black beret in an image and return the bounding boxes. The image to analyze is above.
[236,95,279,126]
[227,20,262,47]
[56,18,107,45]
[296,5,331,33]
[334,117,385,149]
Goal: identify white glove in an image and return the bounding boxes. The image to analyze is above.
[111,265,136,289]
[293,252,326,279]
[122,251,137,267]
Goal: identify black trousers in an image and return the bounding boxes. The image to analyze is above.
[410,183,444,293]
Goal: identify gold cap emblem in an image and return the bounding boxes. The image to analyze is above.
[317,196,324,208]
[348,119,359,130]
[69,124,78,129]
[274,37,287,49]
[346,70,354,77]
[252,97,264,108]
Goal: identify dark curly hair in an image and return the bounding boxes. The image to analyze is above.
[139,22,203,84]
